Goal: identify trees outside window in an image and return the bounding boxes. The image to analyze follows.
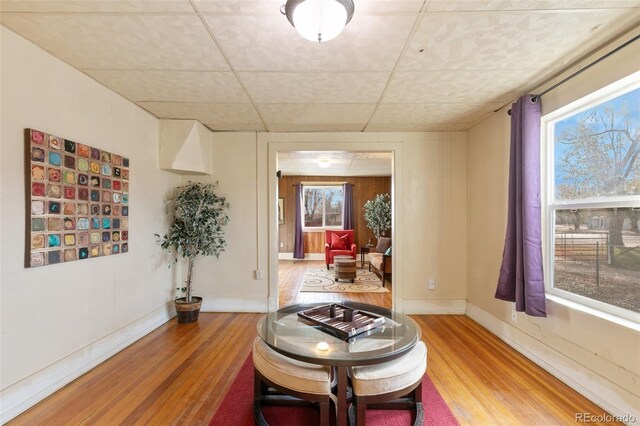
[544,78,639,320]
[303,186,343,229]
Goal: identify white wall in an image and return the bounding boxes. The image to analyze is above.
[466,30,640,420]
[0,27,179,421]
[178,132,269,312]
[177,131,468,315]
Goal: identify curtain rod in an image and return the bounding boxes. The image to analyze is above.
[504,33,640,115]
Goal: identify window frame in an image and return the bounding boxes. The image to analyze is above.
[301,184,344,231]
[541,72,640,324]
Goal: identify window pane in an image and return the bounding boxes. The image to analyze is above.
[324,188,343,227]
[303,188,323,227]
[553,87,640,201]
[553,208,640,312]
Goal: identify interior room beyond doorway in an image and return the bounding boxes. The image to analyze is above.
[276,151,393,308]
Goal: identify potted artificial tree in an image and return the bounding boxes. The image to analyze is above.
[156,182,230,323]
[363,193,391,240]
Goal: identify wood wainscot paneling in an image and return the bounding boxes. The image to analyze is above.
[278,176,391,253]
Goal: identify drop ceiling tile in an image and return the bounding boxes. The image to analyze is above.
[137,102,265,130]
[355,152,392,159]
[427,0,640,11]
[258,104,376,131]
[295,158,353,166]
[268,123,367,132]
[364,122,473,132]
[194,0,423,14]
[239,72,390,104]
[352,0,425,14]
[0,13,228,70]
[382,69,550,104]
[194,0,281,14]
[351,158,393,165]
[84,70,249,102]
[278,150,391,176]
[194,0,283,14]
[208,122,267,131]
[399,9,640,71]
[0,1,194,12]
[369,102,501,126]
[205,14,416,71]
[277,167,298,175]
[276,159,297,168]
[347,167,392,175]
[296,167,348,176]
[289,151,355,160]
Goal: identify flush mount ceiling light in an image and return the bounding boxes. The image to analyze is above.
[281,0,355,43]
[318,159,331,168]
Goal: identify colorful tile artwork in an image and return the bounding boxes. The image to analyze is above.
[26,129,130,267]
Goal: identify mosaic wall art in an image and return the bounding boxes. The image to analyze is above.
[26,129,130,267]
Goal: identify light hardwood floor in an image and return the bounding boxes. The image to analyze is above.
[278,259,392,308]
[9,262,615,425]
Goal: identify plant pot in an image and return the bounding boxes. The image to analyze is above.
[174,296,203,323]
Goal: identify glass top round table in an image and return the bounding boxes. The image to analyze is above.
[256,301,421,367]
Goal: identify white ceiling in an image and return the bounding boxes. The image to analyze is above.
[1,1,640,132]
[278,151,392,176]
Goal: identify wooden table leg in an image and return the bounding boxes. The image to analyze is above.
[337,366,348,426]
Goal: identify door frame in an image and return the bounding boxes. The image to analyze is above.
[261,132,404,312]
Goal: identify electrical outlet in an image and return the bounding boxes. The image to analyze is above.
[255,270,263,280]
[511,310,517,323]
[280,242,284,248]
[427,279,435,290]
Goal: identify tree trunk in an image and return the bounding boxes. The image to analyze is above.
[573,211,580,230]
[609,209,625,246]
[186,257,195,303]
[628,210,639,233]
[608,209,625,266]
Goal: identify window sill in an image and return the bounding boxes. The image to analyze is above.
[546,293,640,332]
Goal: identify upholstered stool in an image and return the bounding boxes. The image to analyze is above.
[253,337,334,426]
[349,340,427,426]
[334,256,357,283]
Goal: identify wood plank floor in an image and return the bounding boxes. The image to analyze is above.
[9,262,615,425]
[278,259,392,308]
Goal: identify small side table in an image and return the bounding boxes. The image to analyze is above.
[360,245,373,267]
[334,256,356,283]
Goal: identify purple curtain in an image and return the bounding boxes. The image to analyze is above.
[495,95,547,317]
[293,184,304,259]
[342,184,354,230]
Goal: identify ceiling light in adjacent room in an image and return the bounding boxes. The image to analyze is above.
[318,159,331,168]
[281,0,355,43]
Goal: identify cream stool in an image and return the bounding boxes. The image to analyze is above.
[253,337,335,426]
[349,340,427,426]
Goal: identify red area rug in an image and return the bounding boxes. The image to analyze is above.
[210,354,459,426]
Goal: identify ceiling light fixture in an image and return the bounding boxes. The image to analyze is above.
[281,0,355,43]
[318,159,331,168]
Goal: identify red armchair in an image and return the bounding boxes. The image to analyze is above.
[325,230,357,270]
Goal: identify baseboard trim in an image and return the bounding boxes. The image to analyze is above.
[278,253,324,261]
[201,298,268,313]
[402,299,467,315]
[466,302,640,423]
[0,302,175,424]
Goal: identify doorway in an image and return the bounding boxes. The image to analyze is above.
[275,151,394,309]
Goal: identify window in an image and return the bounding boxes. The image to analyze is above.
[543,74,640,322]
[303,185,343,229]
